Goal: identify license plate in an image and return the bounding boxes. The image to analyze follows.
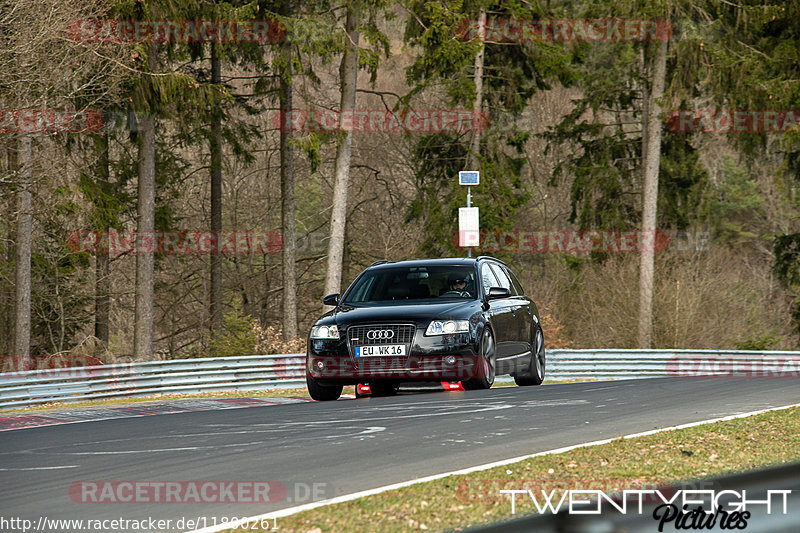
[355,345,406,357]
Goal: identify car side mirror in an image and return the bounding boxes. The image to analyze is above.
[486,287,510,300]
[323,293,340,306]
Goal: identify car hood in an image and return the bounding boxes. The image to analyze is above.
[324,300,481,325]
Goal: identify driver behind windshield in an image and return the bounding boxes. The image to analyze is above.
[442,273,473,297]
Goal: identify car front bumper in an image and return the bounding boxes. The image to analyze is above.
[307,331,484,384]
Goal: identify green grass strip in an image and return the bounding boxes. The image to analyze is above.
[226,405,800,533]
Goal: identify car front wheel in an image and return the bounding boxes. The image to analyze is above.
[514,325,545,386]
[306,373,343,401]
[463,328,496,390]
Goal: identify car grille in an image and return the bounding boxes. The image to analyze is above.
[347,324,416,347]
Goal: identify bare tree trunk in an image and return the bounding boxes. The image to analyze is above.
[637,39,668,348]
[323,5,359,303]
[2,144,18,356]
[134,45,157,361]
[467,9,486,170]
[13,134,32,361]
[280,0,297,339]
[210,43,223,338]
[639,46,649,182]
[94,132,110,346]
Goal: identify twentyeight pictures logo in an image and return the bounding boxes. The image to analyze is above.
[500,487,792,531]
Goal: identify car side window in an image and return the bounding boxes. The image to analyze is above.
[480,264,500,297]
[503,266,525,296]
[348,274,375,302]
[489,264,516,295]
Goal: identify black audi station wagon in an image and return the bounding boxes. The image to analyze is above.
[306,257,545,401]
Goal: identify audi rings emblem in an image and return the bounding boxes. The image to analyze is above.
[366,329,394,340]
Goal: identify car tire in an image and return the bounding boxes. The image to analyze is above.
[463,328,496,390]
[514,325,545,386]
[369,382,399,397]
[306,373,343,401]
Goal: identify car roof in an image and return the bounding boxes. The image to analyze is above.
[367,257,505,270]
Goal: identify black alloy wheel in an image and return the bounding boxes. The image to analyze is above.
[462,328,496,390]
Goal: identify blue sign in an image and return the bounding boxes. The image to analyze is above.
[459,171,480,186]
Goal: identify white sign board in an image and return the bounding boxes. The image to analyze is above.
[459,171,480,186]
[458,207,480,247]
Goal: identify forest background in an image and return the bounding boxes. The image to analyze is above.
[2,0,799,367]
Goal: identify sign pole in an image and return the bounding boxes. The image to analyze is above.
[467,185,472,257]
[458,171,479,258]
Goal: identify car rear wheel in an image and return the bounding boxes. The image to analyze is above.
[463,328,495,390]
[514,325,545,386]
[306,374,343,401]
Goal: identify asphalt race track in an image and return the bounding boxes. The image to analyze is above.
[1,378,799,532]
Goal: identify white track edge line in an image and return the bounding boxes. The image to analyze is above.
[0,399,314,432]
[185,402,800,533]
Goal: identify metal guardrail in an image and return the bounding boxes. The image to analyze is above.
[0,354,306,409]
[546,348,800,381]
[470,461,800,533]
[1,349,798,409]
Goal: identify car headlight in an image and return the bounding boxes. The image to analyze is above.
[310,325,339,339]
[425,320,469,336]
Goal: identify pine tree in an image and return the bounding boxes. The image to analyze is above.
[403,0,575,257]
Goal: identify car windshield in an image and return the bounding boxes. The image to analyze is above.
[342,265,477,304]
